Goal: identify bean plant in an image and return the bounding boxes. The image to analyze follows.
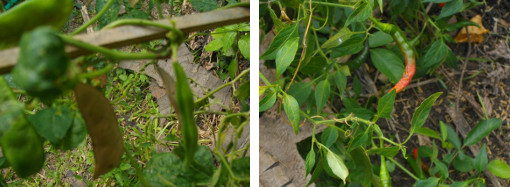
[259,0,509,186]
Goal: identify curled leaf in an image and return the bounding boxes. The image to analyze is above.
[75,83,124,178]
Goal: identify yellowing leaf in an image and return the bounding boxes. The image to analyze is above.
[454,15,489,43]
[75,83,124,178]
[326,150,349,184]
[128,0,139,7]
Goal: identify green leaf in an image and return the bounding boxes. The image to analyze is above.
[439,121,448,142]
[173,63,198,168]
[28,105,73,144]
[464,118,502,146]
[488,159,510,179]
[415,127,441,140]
[259,88,276,112]
[235,81,249,100]
[421,40,448,68]
[473,144,488,172]
[370,48,405,84]
[231,157,250,182]
[366,146,399,157]
[321,28,353,49]
[377,89,396,119]
[276,37,299,77]
[437,0,462,19]
[345,1,372,27]
[96,0,121,29]
[144,146,214,186]
[326,150,349,184]
[207,26,237,55]
[321,127,338,148]
[453,151,473,172]
[287,82,313,106]
[283,94,300,134]
[59,112,87,150]
[305,149,315,174]
[189,0,218,12]
[260,23,298,60]
[415,177,439,187]
[349,133,368,151]
[432,159,449,178]
[307,158,324,186]
[238,34,250,59]
[315,79,330,113]
[334,71,347,96]
[444,47,458,68]
[368,31,393,48]
[330,36,365,58]
[349,148,373,186]
[444,122,462,149]
[228,59,238,80]
[300,56,327,75]
[410,92,442,135]
[444,21,481,32]
[450,181,471,187]
[205,39,223,52]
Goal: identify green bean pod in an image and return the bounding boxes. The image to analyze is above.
[0,0,74,49]
[0,77,45,178]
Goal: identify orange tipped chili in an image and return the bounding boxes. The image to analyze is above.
[389,29,416,93]
[369,17,416,93]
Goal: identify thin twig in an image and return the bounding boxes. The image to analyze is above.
[455,14,472,112]
[285,0,313,92]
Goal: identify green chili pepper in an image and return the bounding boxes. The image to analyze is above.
[370,17,416,93]
[0,0,74,49]
[345,40,369,71]
[380,156,392,187]
[0,76,45,178]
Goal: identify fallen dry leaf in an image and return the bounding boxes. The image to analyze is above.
[454,15,489,43]
[75,83,124,178]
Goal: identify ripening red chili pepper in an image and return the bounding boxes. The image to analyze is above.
[412,147,430,173]
[439,3,446,8]
[369,17,416,93]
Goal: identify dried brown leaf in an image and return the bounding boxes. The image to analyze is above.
[454,15,489,43]
[75,83,124,178]
[128,0,139,7]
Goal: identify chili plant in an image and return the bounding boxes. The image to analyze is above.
[260,0,506,186]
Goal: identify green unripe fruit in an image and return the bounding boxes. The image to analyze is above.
[11,26,69,102]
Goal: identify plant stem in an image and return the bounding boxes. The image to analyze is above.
[308,1,354,8]
[71,0,116,35]
[77,63,114,79]
[59,34,164,60]
[387,157,419,180]
[194,68,249,105]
